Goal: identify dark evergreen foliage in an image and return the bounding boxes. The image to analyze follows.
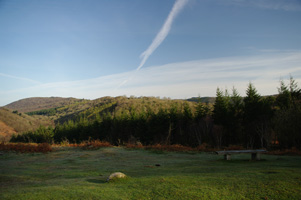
[10,76,301,150]
[26,107,59,116]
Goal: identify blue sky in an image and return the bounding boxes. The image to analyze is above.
[0,0,301,106]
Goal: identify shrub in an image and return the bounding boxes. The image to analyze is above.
[145,144,194,152]
[80,140,112,150]
[225,145,245,150]
[267,147,301,156]
[125,143,144,149]
[196,143,212,151]
[0,142,52,153]
[10,126,54,144]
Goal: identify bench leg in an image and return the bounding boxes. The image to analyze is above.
[251,153,261,160]
[224,154,231,160]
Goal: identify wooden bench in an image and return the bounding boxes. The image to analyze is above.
[215,149,267,160]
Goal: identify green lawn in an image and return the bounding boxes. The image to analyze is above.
[1,147,301,200]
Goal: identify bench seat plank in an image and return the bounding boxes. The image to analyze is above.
[215,149,267,160]
[216,149,266,155]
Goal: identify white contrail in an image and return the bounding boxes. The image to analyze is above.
[116,0,189,89]
[137,0,189,71]
[0,72,41,84]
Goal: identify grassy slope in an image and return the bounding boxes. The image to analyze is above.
[15,96,199,124]
[4,96,201,124]
[1,96,200,141]
[1,147,300,200]
[0,108,53,141]
[4,97,84,113]
[0,121,16,141]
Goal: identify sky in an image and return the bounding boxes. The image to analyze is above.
[0,0,301,106]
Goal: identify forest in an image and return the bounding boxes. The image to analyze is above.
[10,77,301,150]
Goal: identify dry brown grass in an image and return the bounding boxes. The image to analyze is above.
[0,142,52,153]
[2,141,300,156]
[0,121,17,142]
[80,140,111,149]
[145,144,195,152]
[66,140,112,149]
[0,108,53,139]
[225,145,245,150]
[267,147,301,156]
[195,143,217,152]
[125,143,144,149]
[125,143,217,152]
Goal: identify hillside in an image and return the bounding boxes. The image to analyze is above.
[4,96,201,125]
[4,96,205,144]
[2,96,202,141]
[0,108,53,141]
[0,120,16,142]
[0,96,216,142]
[4,97,85,113]
[5,96,212,115]
[59,96,204,124]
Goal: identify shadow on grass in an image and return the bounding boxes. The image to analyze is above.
[261,171,278,174]
[87,179,107,184]
[216,159,267,163]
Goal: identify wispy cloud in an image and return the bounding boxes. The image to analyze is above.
[117,0,189,89]
[0,72,41,84]
[1,51,300,106]
[219,0,301,11]
[137,0,189,71]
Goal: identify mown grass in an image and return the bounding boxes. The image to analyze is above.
[1,147,301,200]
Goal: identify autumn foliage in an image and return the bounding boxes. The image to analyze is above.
[145,144,194,152]
[79,140,112,150]
[267,147,301,156]
[125,143,217,152]
[0,142,52,153]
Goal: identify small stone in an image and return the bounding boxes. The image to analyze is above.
[106,172,127,182]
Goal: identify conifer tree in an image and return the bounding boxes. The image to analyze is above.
[194,98,212,146]
[228,87,243,145]
[274,76,301,148]
[212,88,230,147]
[243,83,273,148]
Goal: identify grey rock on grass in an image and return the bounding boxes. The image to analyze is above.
[106,172,127,182]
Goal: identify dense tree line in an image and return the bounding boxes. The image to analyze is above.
[26,107,59,116]
[11,77,301,149]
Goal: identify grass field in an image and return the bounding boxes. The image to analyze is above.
[1,147,301,200]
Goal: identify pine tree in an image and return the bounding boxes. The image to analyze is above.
[212,87,230,147]
[274,76,301,148]
[228,87,243,145]
[213,88,229,126]
[243,83,272,148]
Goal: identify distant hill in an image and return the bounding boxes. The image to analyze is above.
[4,97,84,113]
[186,97,216,104]
[0,107,53,141]
[1,96,208,141]
[42,96,200,124]
[4,96,202,125]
